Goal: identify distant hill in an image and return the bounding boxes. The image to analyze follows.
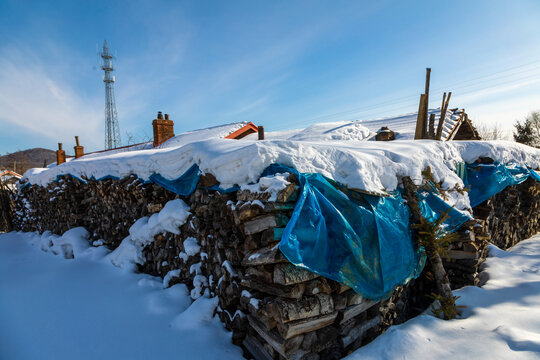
[0,148,56,175]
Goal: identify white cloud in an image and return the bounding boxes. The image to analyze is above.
[0,47,104,151]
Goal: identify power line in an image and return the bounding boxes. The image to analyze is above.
[286,60,540,128]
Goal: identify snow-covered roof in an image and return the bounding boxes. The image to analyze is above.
[21,108,539,209]
[243,108,469,142]
[1,170,22,179]
[81,122,251,160]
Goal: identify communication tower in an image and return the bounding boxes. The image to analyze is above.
[100,40,121,149]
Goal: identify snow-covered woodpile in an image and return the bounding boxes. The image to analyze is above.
[11,168,540,359]
[474,177,540,250]
[0,180,15,232]
[14,175,176,248]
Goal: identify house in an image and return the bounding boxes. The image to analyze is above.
[0,170,22,190]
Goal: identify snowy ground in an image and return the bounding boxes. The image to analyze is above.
[348,235,540,360]
[2,230,540,359]
[0,230,242,360]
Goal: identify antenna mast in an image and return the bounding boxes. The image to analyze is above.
[100,40,121,149]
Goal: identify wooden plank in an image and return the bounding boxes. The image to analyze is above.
[276,182,299,203]
[447,249,478,260]
[340,300,377,324]
[276,312,338,340]
[273,263,319,286]
[435,92,447,140]
[244,215,276,235]
[264,202,295,212]
[242,278,305,299]
[242,244,287,266]
[248,315,305,358]
[268,294,334,324]
[243,335,275,360]
[341,316,382,348]
[414,94,427,139]
[244,214,289,235]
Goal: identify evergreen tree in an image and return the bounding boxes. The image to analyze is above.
[514,111,540,146]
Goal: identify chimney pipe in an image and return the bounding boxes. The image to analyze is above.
[258,126,265,140]
[74,136,84,159]
[157,111,163,119]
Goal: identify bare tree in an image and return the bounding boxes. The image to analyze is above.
[476,122,509,140]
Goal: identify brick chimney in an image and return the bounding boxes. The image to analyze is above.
[74,136,84,159]
[152,111,175,147]
[56,143,66,165]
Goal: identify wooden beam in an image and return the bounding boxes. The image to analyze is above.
[423,68,431,138]
[435,92,447,140]
[414,93,427,139]
[428,113,436,139]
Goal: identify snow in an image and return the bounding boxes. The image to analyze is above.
[183,237,201,257]
[157,122,250,149]
[240,172,291,201]
[0,231,242,360]
[22,134,540,209]
[286,121,373,141]
[17,111,540,215]
[346,234,540,360]
[4,228,540,359]
[108,199,191,270]
[242,108,461,141]
[163,269,181,288]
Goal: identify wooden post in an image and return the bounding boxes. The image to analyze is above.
[414,94,427,139]
[444,92,452,113]
[428,113,436,139]
[258,126,265,140]
[424,68,431,139]
[435,92,447,140]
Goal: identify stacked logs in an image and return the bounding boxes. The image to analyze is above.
[11,170,540,359]
[474,177,540,250]
[14,175,175,248]
[442,220,488,290]
[140,174,396,359]
[0,180,15,232]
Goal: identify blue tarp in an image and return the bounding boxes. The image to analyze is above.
[417,185,473,234]
[263,164,426,301]
[149,164,200,196]
[464,163,537,207]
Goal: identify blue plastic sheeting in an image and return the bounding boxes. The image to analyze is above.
[263,164,426,301]
[465,163,534,208]
[149,164,200,196]
[149,164,240,195]
[417,185,473,234]
[529,169,540,182]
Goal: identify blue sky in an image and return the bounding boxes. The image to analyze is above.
[1,0,540,154]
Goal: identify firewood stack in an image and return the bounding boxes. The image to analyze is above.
[0,180,15,232]
[139,174,411,359]
[12,169,540,359]
[474,177,540,250]
[14,175,176,248]
[441,220,488,290]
